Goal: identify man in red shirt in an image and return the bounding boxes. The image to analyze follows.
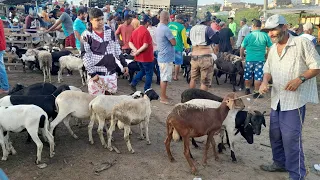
[211,19,221,31]
[116,14,134,54]
[0,20,9,94]
[128,15,154,92]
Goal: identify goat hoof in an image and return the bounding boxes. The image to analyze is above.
[11,150,17,155]
[215,157,220,161]
[191,169,197,175]
[35,160,41,164]
[138,136,145,140]
[232,159,237,163]
[107,147,113,152]
[147,141,151,145]
[1,157,7,161]
[73,134,79,139]
[169,157,175,162]
[130,149,135,154]
[89,141,94,145]
[50,153,55,158]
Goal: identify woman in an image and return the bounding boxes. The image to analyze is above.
[82,8,128,95]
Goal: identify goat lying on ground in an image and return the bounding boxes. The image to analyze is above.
[165,93,245,174]
[88,91,145,148]
[186,99,258,162]
[107,89,159,153]
[0,105,54,163]
[58,55,87,85]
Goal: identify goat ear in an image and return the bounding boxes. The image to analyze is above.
[244,113,252,129]
[263,111,267,115]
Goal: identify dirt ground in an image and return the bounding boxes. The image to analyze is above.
[0,68,320,180]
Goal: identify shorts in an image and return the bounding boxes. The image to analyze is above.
[190,55,214,86]
[158,62,173,82]
[65,33,76,48]
[174,50,183,65]
[244,61,264,81]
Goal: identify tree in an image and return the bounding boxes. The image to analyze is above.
[213,5,220,13]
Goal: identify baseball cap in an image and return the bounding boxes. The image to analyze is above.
[140,15,151,24]
[228,17,233,20]
[175,14,184,20]
[55,5,60,9]
[216,19,221,24]
[241,18,247,22]
[200,16,212,23]
[263,14,287,30]
[303,22,314,31]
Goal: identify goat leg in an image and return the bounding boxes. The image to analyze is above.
[202,134,212,166]
[183,136,197,174]
[164,129,175,162]
[191,138,200,149]
[209,134,219,161]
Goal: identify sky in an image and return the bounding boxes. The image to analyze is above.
[198,0,265,5]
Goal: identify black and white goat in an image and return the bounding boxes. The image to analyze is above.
[9,83,81,96]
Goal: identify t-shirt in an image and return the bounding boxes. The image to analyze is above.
[236,24,250,48]
[300,34,317,46]
[130,26,154,62]
[241,30,272,62]
[131,18,140,29]
[123,9,130,17]
[115,24,134,50]
[41,11,50,22]
[155,23,175,63]
[168,21,189,52]
[219,28,234,52]
[228,22,236,36]
[211,22,221,31]
[59,12,74,37]
[147,26,157,51]
[73,18,87,50]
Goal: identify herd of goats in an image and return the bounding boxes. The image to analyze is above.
[0,43,266,174]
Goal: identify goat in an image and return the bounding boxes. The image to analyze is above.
[7,46,28,72]
[107,89,159,153]
[5,49,19,71]
[9,83,81,96]
[186,99,257,162]
[88,91,145,148]
[164,93,245,174]
[58,55,87,85]
[0,105,54,164]
[0,85,71,142]
[25,49,52,82]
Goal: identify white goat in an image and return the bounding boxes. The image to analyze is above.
[49,91,96,139]
[107,89,159,153]
[26,49,52,82]
[58,55,87,85]
[88,92,143,147]
[0,105,55,163]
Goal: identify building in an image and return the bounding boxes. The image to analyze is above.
[292,0,320,5]
[224,0,241,7]
[274,0,292,6]
[231,2,246,9]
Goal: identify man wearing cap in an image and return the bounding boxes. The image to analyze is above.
[300,22,317,46]
[259,14,320,180]
[189,16,220,91]
[240,19,272,98]
[128,15,154,92]
[228,17,236,37]
[235,18,250,49]
[116,14,134,54]
[47,9,76,48]
[168,14,190,81]
[211,18,221,31]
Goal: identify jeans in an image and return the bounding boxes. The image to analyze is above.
[0,51,9,91]
[270,103,306,180]
[154,51,160,83]
[131,61,154,91]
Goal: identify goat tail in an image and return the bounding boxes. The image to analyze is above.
[172,128,180,142]
[117,121,125,130]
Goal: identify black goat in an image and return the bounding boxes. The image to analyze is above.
[181,88,223,103]
[9,83,57,95]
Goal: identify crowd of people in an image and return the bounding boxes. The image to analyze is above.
[1,3,320,179]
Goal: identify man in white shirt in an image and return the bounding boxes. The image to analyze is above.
[300,22,317,46]
[259,14,320,180]
[235,18,250,49]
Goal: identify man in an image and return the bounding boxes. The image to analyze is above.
[116,15,134,54]
[219,21,234,52]
[189,17,220,91]
[73,9,87,53]
[129,16,154,91]
[155,11,176,105]
[82,8,128,95]
[8,7,17,22]
[240,19,272,98]
[60,4,65,12]
[0,19,9,94]
[41,6,50,23]
[168,14,190,81]
[131,13,140,29]
[122,5,130,18]
[84,4,88,13]
[211,18,221,31]
[25,12,47,33]
[148,19,161,85]
[300,22,317,46]
[49,5,60,19]
[236,18,250,49]
[228,17,236,37]
[259,14,320,180]
[47,9,76,48]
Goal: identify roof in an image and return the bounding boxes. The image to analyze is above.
[266,6,320,15]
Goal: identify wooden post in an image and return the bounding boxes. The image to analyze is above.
[318,25,320,44]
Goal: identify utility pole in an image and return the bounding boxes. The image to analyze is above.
[263,0,268,19]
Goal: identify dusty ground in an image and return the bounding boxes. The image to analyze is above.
[0,68,320,180]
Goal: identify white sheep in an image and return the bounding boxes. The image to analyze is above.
[88,91,144,147]
[57,55,87,85]
[26,49,52,82]
[107,89,159,153]
[0,105,55,163]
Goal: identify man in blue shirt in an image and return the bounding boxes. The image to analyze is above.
[155,11,176,105]
[73,9,87,53]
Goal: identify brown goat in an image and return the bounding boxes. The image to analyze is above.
[164,93,245,174]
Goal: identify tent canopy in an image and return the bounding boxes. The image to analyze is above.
[267,5,320,15]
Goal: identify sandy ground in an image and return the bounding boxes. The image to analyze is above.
[0,68,320,180]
